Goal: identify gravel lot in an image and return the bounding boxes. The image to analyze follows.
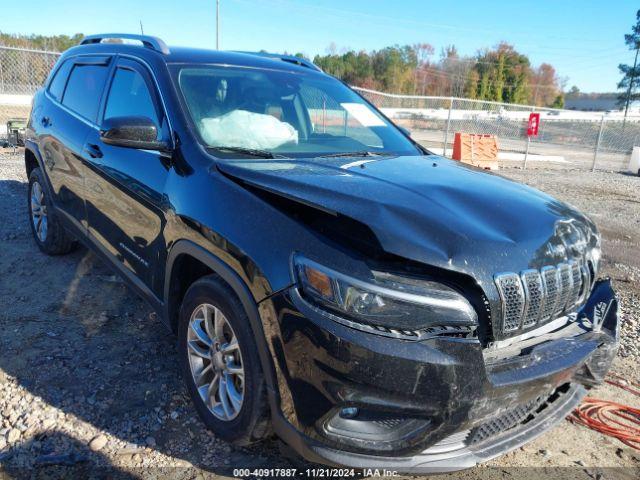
[0,149,639,479]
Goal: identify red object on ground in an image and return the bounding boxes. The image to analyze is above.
[527,113,540,136]
[570,374,640,450]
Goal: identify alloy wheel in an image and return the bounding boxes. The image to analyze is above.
[30,181,48,242]
[187,303,245,421]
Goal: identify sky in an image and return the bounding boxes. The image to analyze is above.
[2,0,638,93]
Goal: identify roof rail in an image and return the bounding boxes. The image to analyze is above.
[234,51,322,72]
[80,34,170,55]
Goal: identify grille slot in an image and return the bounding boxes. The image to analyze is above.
[495,273,525,332]
[494,261,588,336]
[372,418,405,429]
[540,266,559,322]
[467,395,545,445]
[521,270,544,327]
[568,262,582,307]
[556,263,573,315]
[466,384,572,446]
[578,264,591,303]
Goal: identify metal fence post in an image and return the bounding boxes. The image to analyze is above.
[0,56,4,94]
[523,107,535,170]
[442,97,453,157]
[591,115,605,172]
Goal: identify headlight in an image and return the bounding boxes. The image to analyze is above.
[294,256,478,332]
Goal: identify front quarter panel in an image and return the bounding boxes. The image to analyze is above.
[162,149,376,303]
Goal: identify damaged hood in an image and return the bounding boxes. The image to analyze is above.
[216,155,598,283]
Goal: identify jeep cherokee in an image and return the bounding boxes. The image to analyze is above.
[24,34,619,472]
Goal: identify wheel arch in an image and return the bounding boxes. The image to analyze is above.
[24,141,54,199]
[164,240,279,402]
[25,147,39,178]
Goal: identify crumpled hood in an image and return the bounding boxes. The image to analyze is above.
[216,155,598,284]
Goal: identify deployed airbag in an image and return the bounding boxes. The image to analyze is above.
[200,110,298,150]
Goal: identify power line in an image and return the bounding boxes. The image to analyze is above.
[216,0,220,50]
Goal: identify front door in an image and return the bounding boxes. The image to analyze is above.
[83,58,172,294]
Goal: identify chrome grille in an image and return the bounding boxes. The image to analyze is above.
[495,261,589,335]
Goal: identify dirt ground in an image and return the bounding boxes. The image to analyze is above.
[0,149,638,479]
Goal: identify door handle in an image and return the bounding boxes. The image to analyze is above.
[84,143,103,159]
[41,116,51,127]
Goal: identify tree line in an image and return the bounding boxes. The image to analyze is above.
[311,42,565,108]
[0,32,83,52]
[0,32,566,108]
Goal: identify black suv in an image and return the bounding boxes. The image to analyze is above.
[25,34,619,472]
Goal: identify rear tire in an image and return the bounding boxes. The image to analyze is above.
[28,167,77,255]
[178,274,272,446]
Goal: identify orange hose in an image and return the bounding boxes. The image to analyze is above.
[605,373,640,397]
[569,373,640,450]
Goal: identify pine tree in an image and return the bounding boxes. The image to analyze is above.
[618,9,640,117]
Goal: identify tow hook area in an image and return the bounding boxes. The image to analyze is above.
[575,278,620,386]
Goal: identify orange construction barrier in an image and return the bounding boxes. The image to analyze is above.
[452,133,499,170]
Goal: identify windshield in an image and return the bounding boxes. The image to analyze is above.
[173,65,421,158]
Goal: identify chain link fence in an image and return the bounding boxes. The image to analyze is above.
[354,87,640,171]
[0,46,60,144]
[1,46,637,171]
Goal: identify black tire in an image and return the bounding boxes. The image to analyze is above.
[27,167,77,255]
[178,274,271,446]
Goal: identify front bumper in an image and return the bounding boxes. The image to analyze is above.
[264,279,619,473]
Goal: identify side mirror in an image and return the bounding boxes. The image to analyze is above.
[397,126,411,137]
[100,116,169,151]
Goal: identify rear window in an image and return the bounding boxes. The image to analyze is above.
[48,59,73,101]
[62,64,109,121]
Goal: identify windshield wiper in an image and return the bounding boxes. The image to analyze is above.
[209,146,286,159]
[316,151,391,158]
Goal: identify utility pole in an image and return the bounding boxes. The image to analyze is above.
[216,0,220,50]
[623,45,639,120]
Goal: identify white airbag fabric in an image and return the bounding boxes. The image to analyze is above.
[200,110,298,150]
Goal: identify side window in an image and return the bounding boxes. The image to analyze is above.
[62,64,110,121]
[48,59,73,101]
[104,67,159,127]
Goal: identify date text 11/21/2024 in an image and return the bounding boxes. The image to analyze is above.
[232,468,399,477]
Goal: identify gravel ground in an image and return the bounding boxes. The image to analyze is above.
[0,150,638,479]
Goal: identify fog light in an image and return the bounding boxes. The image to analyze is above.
[340,407,359,419]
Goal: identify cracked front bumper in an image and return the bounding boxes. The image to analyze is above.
[266,279,619,473]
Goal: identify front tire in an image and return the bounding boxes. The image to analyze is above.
[28,167,77,255]
[178,275,271,446]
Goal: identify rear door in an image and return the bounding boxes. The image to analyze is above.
[83,57,171,294]
[38,55,112,231]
